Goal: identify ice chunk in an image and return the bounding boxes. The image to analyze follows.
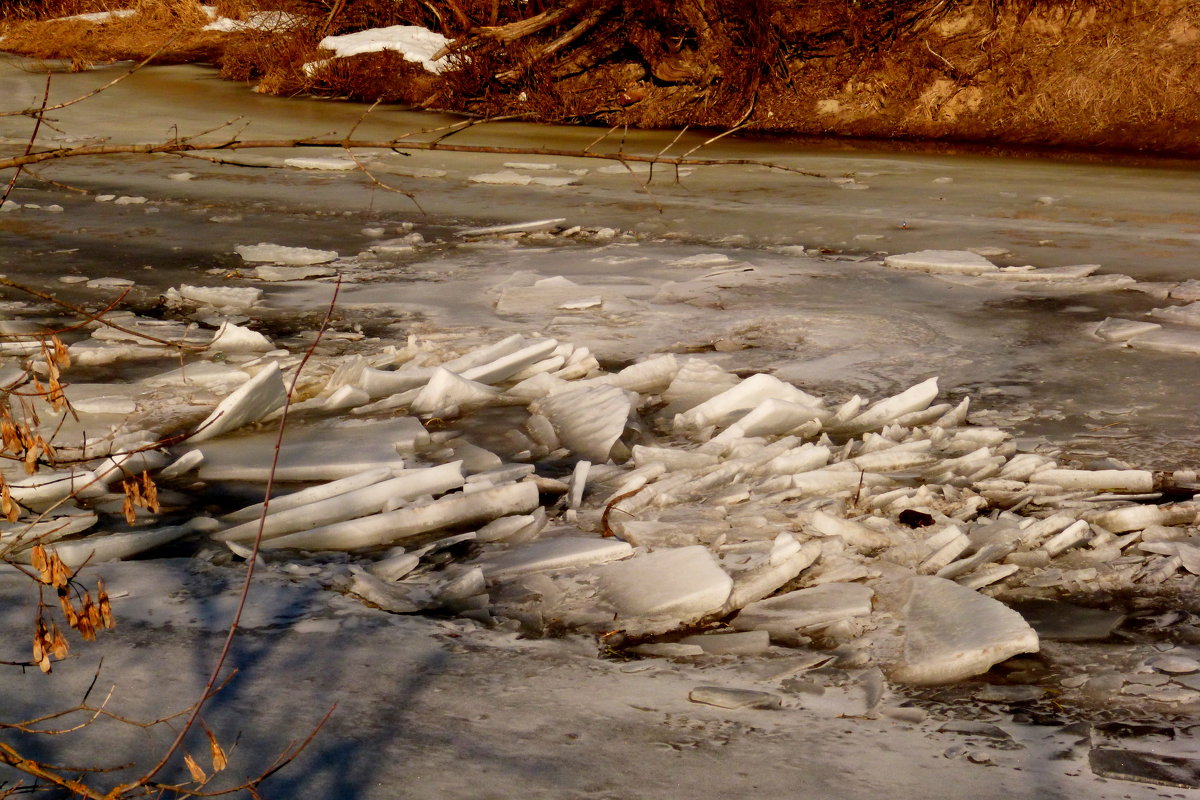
[142,361,252,390]
[715,398,831,441]
[70,394,137,415]
[1093,317,1162,342]
[7,470,104,511]
[215,462,466,543]
[1145,654,1200,674]
[475,510,547,543]
[831,377,939,434]
[235,243,338,265]
[369,550,420,581]
[675,373,822,430]
[208,322,274,353]
[1089,504,1192,533]
[39,523,197,570]
[190,362,287,442]
[688,686,781,709]
[1127,328,1200,355]
[595,545,732,625]
[581,354,679,395]
[732,583,873,642]
[283,157,357,171]
[990,264,1100,281]
[166,284,263,310]
[1036,469,1154,493]
[883,250,997,275]
[263,481,539,550]
[532,384,632,462]
[192,417,422,481]
[889,576,1039,685]
[459,338,558,384]
[470,170,533,186]
[1,509,98,552]
[661,359,741,414]
[409,368,499,415]
[722,538,822,612]
[482,536,632,579]
[1150,301,1200,327]
[459,219,566,237]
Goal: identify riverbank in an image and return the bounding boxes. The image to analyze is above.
[2,1,1199,157]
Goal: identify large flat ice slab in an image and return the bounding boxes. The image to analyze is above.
[883,250,997,275]
[263,481,540,550]
[190,418,424,482]
[481,537,633,580]
[189,362,286,443]
[532,385,632,462]
[595,545,732,624]
[889,576,1039,685]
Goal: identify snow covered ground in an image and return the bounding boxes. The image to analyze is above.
[3,55,1200,797]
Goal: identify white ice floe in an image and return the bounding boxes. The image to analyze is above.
[674,373,823,431]
[192,418,422,481]
[883,250,997,274]
[36,522,198,570]
[595,545,732,633]
[409,368,499,416]
[235,243,338,265]
[532,384,633,462]
[165,284,263,310]
[1093,317,1162,342]
[889,576,1039,685]
[470,171,533,186]
[459,219,566,238]
[481,536,633,579]
[1126,327,1200,354]
[316,25,452,73]
[215,462,466,543]
[208,322,274,353]
[283,157,358,171]
[6,470,105,512]
[264,481,539,550]
[990,264,1100,281]
[189,362,287,442]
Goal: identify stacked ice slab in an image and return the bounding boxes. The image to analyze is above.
[6,319,1199,687]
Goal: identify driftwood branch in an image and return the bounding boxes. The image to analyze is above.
[0,136,828,180]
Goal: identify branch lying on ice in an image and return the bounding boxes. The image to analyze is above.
[0,136,830,180]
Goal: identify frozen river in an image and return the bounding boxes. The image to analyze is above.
[2,55,1200,798]
[3,57,1200,467]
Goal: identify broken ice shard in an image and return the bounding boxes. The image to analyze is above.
[189,362,287,442]
[889,576,1038,685]
[595,545,732,632]
[883,250,998,275]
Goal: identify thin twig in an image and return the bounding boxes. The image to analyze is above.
[1,73,50,206]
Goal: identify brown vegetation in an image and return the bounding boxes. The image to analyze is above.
[2,0,1199,154]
